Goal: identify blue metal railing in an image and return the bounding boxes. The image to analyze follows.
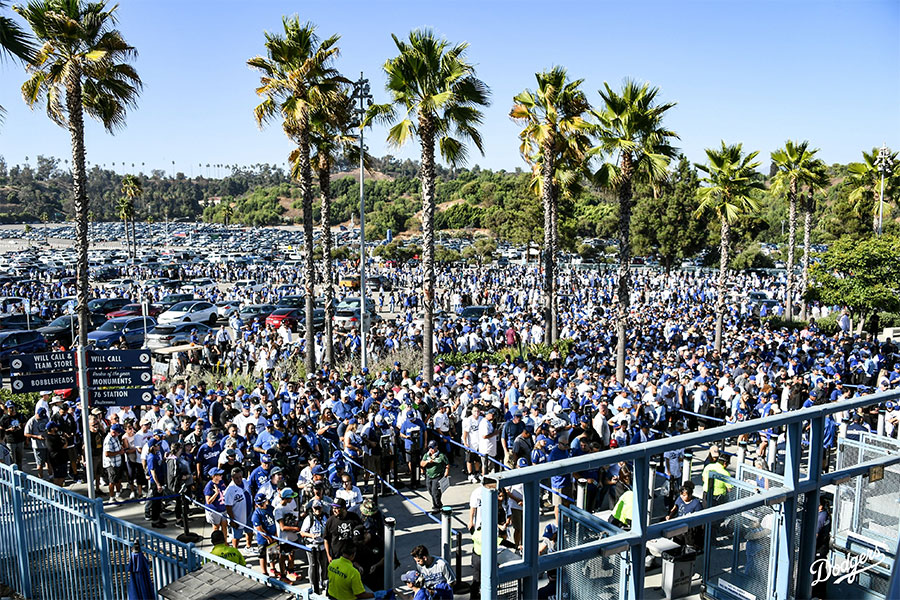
[480,387,900,600]
[0,461,302,600]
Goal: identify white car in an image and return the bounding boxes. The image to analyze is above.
[232,279,267,293]
[158,300,219,325]
[181,278,217,294]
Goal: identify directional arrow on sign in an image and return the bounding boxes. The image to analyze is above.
[88,369,152,388]
[11,371,78,393]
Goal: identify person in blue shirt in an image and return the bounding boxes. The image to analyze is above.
[248,454,273,497]
[250,493,283,580]
[145,439,167,528]
[254,416,285,454]
[195,430,221,481]
[400,409,425,489]
[204,467,228,535]
[548,435,571,519]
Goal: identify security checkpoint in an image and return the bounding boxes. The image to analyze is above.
[478,389,900,600]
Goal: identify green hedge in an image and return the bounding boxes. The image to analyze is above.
[763,312,841,336]
[440,339,575,368]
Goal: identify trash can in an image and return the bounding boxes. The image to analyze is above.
[660,548,697,600]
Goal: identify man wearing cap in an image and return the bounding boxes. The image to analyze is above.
[0,401,26,469]
[701,447,732,506]
[45,421,68,487]
[249,453,274,497]
[399,408,425,489]
[145,439,167,528]
[103,423,127,500]
[300,498,329,594]
[274,487,301,580]
[251,493,284,580]
[399,570,430,600]
[502,410,526,468]
[324,497,361,565]
[421,440,450,513]
[204,467,228,535]
[24,406,50,480]
[224,467,253,549]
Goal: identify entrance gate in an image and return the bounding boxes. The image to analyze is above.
[557,504,628,600]
[828,433,900,599]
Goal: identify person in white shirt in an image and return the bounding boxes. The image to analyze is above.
[334,474,363,509]
[102,424,126,499]
[462,406,483,483]
[274,488,301,579]
[478,409,499,475]
[223,468,252,549]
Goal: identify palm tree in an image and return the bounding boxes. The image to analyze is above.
[799,159,829,321]
[304,88,362,366]
[17,0,141,351]
[248,17,343,376]
[222,203,234,226]
[695,142,763,352]
[367,29,490,383]
[591,80,678,383]
[115,195,131,256]
[847,146,898,234]
[770,140,820,321]
[510,67,591,344]
[0,0,36,120]
[121,173,141,257]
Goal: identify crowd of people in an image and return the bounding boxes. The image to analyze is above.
[1,259,900,598]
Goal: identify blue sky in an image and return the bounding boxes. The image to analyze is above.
[1,0,898,175]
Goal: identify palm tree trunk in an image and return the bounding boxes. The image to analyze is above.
[297,116,316,375]
[715,217,730,353]
[66,69,90,350]
[541,139,554,346]
[419,114,437,384]
[319,165,335,367]
[615,153,634,384]
[785,179,797,321]
[550,181,559,344]
[800,191,812,322]
[130,216,136,258]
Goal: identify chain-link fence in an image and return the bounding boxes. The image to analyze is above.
[835,436,900,549]
[703,475,782,600]
[557,505,627,600]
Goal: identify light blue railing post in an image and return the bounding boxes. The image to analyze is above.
[796,416,824,599]
[775,420,802,600]
[628,454,648,600]
[11,467,31,599]
[480,481,499,600]
[521,479,540,600]
[187,542,198,572]
[93,498,113,600]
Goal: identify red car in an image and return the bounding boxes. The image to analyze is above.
[106,303,164,319]
[265,308,302,331]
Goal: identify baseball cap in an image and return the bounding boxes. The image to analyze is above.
[4,401,14,408]
[37,408,47,416]
[361,498,378,516]
[280,488,298,499]
[400,570,421,585]
[516,458,529,468]
[46,421,59,430]
[260,454,271,463]
[427,440,438,449]
[225,448,237,457]
[543,523,558,537]
[209,467,224,476]
[331,498,347,509]
[269,467,283,476]
[254,493,268,505]
[311,465,326,475]
[536,435,551,445]
[111,424,125,433]
[311,500,324,509]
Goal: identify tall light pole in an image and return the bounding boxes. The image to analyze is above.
[351,73,373,371]
[876,143,892,237]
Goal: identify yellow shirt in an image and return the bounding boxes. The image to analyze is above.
[327,556,365,600]
[210,543,246,567]
[702,462,733,497]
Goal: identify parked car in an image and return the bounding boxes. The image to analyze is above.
[0,314,47,331]
[145,322,211,350]
[87,316,156,349]
[334,306,380,332]
[238,304,277,324]
[266,307,325,332]
[232,279,266,292]
[38,313,107,348]
[276,295,306,309]
[157,293,196,311]
[215,300,241,320]
[45,296,77,318]
[339,275,360,290]
[106,303,164,319]
[460,305,496,321]
[365,275,393,291]
[87,297,132,315]
[181,278,217,294]
[0,330,49,368]
[158,301,218,325]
